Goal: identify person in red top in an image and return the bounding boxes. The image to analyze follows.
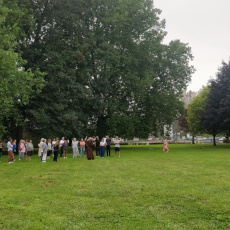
[80,138,85,157]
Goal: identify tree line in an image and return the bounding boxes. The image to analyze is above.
[0,0,194,140]
[180,60,230,146]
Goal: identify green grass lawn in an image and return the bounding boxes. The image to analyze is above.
[1,144,230,230]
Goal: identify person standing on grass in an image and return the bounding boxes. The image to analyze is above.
[52,138,56,158]
[63,140,68,158]
[85,136,88,154]
[47,139,52,159]
[42,139,48,162]
[95,136,100,157]
[60,137,65,158]
[38,139,41,158]
[18,140,22,160]
[0,140,3,162]
[114,136,121,157]
[72,138,79,158]
[27,139,34,162]
[80,138,85,157]
[86,137,95,160]
[20,140,26,162]
[100,139,106,158]
[163,137,169,152]
[12,139,17,158]
[106,135,111,156]
[39,138,45,161]
[25,139,29,160]
[53,140,59,162]
[7,138,14,163]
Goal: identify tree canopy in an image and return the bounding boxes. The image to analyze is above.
[0,0,44,138]
[1,0,195,139]
[187,60,230,146]
[187,87,210,137]
[200,60,230,145]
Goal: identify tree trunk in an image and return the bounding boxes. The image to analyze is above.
[213,134,216,146]
[192,135,195,144]
[226,135,229,143]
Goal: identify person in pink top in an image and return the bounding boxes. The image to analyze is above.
[80,138,85,157]
[163,137,169,152]
[20,140,26,161]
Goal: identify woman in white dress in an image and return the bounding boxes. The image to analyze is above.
[72,138,79,158]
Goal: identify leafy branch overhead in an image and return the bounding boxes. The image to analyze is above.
[1,0,195,138]
[0,0,44,137]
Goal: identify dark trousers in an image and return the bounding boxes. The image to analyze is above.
[47,150,52,157]
[53,151,58,162]
[106,145,111,156]
[96,147,100,156]
[100,146,105,157]
[60,146,63,157]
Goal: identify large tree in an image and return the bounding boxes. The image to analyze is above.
[10,0,194,139]
[187,87,210,141]
[201,60,230,145]
[0,0,44,138]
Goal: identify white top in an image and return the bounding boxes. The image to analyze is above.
[100,141,105,147]
[40,141,44,152]
[72,141,78,148]
[7,141,13,151]
[114,139,120,147]
[60,140,64,146]
[48,142,52,150]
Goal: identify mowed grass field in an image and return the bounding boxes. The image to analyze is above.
[1,144,230,230]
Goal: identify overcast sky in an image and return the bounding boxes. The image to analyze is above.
[154,0,230,92]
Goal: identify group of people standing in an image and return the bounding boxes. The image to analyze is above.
[1,136,168,163]
[37,135,121,162]
[3,135,120,163]
[5,138,34,163]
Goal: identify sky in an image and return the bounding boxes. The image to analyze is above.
[154,0,230,92]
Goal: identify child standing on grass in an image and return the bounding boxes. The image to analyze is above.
[63,140,68,158]
[27,139,34,162]
[20,140,26,162]
[0,140,3,162]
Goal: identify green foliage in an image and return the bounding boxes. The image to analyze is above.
[201,61,230,137]
[187,87,210,136]
[2,0,194,139]
[0,0,44,138]
[187,60,230,146]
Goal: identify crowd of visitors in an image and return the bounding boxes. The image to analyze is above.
[2,135,121,163]
[1,136,169,163]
